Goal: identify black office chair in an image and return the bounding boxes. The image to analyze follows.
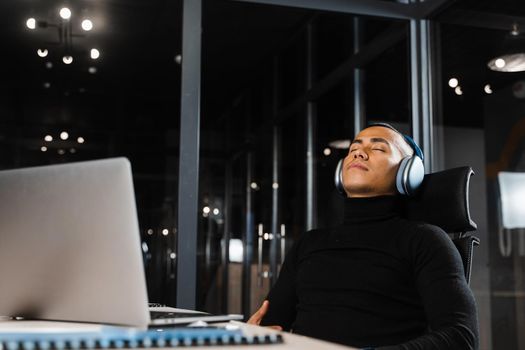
[405,166,480,284]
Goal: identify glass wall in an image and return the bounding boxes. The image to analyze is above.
[436,2,525,348]
[198,0,411,318]
[0,0,182,306]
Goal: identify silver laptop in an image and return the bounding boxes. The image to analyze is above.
[0,158,241,328]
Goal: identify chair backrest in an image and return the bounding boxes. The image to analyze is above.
[405,166,479,284]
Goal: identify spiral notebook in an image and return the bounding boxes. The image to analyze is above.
[0,326,283,349]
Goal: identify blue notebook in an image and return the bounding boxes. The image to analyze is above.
[0,326,283,349]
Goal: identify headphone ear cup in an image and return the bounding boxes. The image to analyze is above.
[396,156,425,196]
[334,159,346,196]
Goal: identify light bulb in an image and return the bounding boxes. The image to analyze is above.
[77,136,85,144]
[484,84,493,94]
[63,55,73,65]
[448,78,459,88]
[26,18,36,29]
[59,7,71,20]
[81,19,93,31]
[90,48,100,60]
[495,58,506,68]
[37,49,48,58]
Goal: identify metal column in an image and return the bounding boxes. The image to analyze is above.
[409,15,434,172]
[221,160,232,313]
[353,17,366,136]
[242,152,255,317]
[270,57,281,285]
[270,126,281,284]
[305,22,318,231]
[176,0,202,309]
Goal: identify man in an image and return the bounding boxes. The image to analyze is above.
[248,125,479,349]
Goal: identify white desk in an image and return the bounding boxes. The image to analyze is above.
[0,320,356,350]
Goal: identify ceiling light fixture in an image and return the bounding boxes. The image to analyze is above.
[59,7,72,20]
[60,131,69,140]
[488,24,525,72]
[41,146,48,152]
[26,18,36,29]
[484,84,493,94]
[63,55,73,64]
[45,62,53,69]
[88,67,97,74]
[81,19,93,31]
[37,49,48,58]
[90,48,100,60]
[454,86,463,96]
[328,139,351,150]
[44,135,53,142]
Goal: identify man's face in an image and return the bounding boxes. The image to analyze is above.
[342,126,409,197]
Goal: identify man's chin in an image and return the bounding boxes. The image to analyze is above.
[344,184,375,197]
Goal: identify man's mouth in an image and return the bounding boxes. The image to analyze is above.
[348,163,368,171]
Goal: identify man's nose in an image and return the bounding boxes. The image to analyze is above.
[353,149,368,160]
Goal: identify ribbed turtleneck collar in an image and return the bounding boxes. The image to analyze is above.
[343,195,405,224]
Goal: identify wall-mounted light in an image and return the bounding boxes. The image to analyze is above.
[229,239,243,263]
[497,172,525,257]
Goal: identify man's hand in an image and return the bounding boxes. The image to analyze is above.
[247,300,283,331]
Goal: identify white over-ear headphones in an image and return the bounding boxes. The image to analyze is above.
[334,123,425,196]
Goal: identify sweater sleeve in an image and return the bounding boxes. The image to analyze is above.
[259,235,302,330]
[387,225,479,350]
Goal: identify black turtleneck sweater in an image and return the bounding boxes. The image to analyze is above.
[260,196,478,349]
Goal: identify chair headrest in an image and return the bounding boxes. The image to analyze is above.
[406,166,477,233]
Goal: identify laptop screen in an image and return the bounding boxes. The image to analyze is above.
[0,158,150,327]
